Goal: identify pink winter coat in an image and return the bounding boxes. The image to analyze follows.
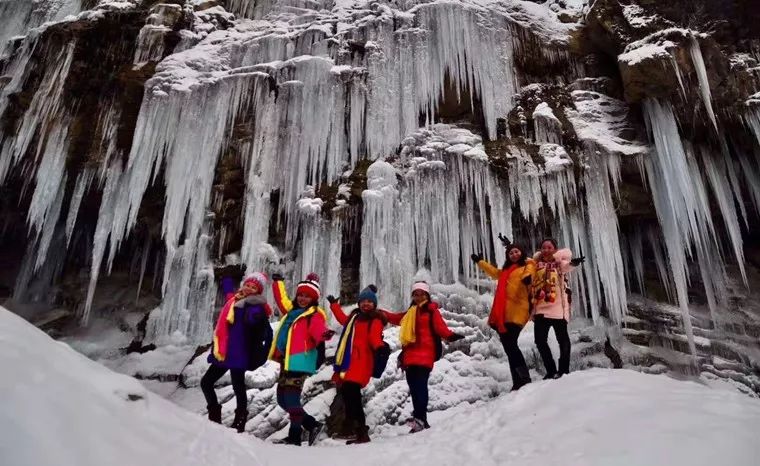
[531,248,575,321]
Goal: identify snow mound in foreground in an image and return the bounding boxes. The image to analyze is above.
[1,306,759,466]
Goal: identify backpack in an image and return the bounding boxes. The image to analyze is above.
[307,310,327,369]
[423,303,443,361]
[248,317,274,370]
[372,342,391,378]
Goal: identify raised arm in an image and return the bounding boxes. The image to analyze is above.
[272,279,293,314]
[220,277,237,301]
[380,308,406,326]
[475,259,502,280]
[329,301,350,326]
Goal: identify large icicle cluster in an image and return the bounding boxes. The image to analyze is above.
[66,0,573,340]
[639,99,753,354]
[361,125,508,309]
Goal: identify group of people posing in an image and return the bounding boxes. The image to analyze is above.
[199,236,583,445]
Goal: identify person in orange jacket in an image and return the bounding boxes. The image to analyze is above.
[472,237,536,391]
[326,285,389,444]
[384,281,464,433]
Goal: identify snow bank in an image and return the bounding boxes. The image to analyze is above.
[2,306,760,466]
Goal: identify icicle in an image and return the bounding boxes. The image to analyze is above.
[668,51,687,101]
[581,145,627,324]
[82,162,124,325]
[646,227,673,301]
[65,169,94,247]
[628,228,645,294]
[1,41,75,184]
[136,235,151,303]
[699,146,747,284]
[641,98,724,356]
[688,37,719,132]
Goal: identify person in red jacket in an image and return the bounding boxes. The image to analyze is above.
[384,281,464,433]
[326,285,389,444]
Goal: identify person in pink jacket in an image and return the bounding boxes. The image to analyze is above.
[531,238,584,379]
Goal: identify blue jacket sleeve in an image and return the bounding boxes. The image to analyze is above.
[221,277,237,298]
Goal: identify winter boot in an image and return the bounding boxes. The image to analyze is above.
[230,409,248,433]
[346,425,371,444]
[333,420,358,441]
[207,404,222,424]
[543,371,557,380]
[305,421,323,446]
[408,418,426,434]
[511,366,532,392]
[302,415,323,445]
[273,426,303,445]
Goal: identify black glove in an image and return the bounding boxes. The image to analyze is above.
[570,256,586,267]
[497,233,511,248]
[448,333,465,342]
[368,284,378,293]
[271,272,284,281]
[327,295,339,304]
[521,275,532,285]
[470,253,483,263]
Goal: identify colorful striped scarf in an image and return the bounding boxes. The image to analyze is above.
[333,311,359,376]
[212,295,238,361]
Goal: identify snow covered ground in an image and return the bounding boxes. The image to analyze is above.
[2,306,760,466]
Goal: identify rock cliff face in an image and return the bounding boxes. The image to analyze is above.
[1,0,759,400]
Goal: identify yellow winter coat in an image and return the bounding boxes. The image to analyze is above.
[476,259,536,330]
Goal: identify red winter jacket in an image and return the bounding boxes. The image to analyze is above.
[330,303,386,387]
[384,302,454,370]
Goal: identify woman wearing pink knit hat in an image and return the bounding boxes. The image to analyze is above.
[384,281,464,433]
[201,271,273,433]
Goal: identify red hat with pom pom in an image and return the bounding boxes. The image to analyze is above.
[296,272,321,302]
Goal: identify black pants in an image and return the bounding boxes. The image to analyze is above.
[200,364,247,410]
[341,381,366,428]
[405,365,431,424]
[533,315,571,376]
[498,323,529,382]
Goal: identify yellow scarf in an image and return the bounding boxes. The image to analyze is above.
[400,301,426,346]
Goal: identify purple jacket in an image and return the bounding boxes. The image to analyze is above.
[208,278,270,371]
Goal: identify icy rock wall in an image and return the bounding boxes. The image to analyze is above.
[54,0,559,340]
[0,0,83,55]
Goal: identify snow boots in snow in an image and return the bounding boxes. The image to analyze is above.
[346,425,371,444]
[407,418,428,434]
[511,366,532,392]
[303,418,323,446]
[230,409,248,433]
[273,426,303,446]
[207,404,222,424]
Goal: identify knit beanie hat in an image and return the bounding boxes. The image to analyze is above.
[411,281,431,295]
[241,272,268,293]
[296,272,321,302]
[357,286,378,306]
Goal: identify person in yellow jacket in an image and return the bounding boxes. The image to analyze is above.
[471,237,535,391]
